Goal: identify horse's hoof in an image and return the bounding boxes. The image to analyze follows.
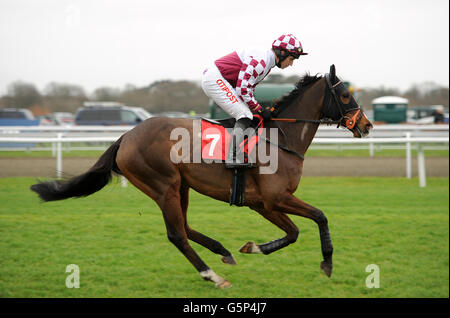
[239,242,254,253]
[200,269,231,289]
[221,255,237,265]
[320,261,333,277]
[216,280,232,289]
[239,242,261,254]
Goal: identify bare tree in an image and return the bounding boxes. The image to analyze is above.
[92,86,121,101]
[42,82,87,113]
[4,81,42,109]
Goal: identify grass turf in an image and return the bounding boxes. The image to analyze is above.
[0,177,448,298]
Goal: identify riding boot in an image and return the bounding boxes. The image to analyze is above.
[225,117,254,169]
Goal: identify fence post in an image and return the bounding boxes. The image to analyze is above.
[56,133,62,179]
[417,143,426,188]
[405,132,412,179]
[369,138,374,157]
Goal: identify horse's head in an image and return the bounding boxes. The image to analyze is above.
[322,65,373,138]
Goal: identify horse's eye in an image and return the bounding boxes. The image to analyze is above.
[342,93,350,99]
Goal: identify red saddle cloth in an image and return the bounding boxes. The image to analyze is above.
[201,116,263,161]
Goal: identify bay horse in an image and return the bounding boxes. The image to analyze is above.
[31,65,372,288]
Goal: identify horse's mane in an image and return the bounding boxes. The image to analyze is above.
[274,73,322,113]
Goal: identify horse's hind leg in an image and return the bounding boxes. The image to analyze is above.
[160,182,232,288]
[180,184,236,265]
[240,208,299,255]
[186,227,236,265]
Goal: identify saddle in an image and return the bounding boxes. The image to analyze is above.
[201,115,263,207]
[201,116,263,162]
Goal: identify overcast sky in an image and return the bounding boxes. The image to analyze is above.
[0,0,448,95]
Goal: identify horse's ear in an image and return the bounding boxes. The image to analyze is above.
[329,64,336,80]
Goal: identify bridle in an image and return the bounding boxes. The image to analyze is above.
[271,73,363,131]
[263,73,365,160]
[323,73,363,131]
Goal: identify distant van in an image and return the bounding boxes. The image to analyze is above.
[74,102,152,125]
[0,108,40,126]
[0,108,35,120]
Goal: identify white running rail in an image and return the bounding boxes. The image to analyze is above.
[0,132,448,187]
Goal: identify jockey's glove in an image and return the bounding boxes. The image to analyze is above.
[258,106,274,121]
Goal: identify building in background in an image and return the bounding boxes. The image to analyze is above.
[372,96,408,124]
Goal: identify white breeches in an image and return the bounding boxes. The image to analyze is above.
[201,65,253,121]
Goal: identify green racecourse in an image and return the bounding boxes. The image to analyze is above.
[0,176,448,298]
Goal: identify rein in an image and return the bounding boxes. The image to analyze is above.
[271,74,356,126]
[262,74,355,160]
[270,117,339,125]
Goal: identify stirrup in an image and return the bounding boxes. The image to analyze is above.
[225,143,256,169]
[225,118,255,169]
[225,151,257,169]
[225,161,255,169]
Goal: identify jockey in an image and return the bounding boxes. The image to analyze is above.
[201,33,308,169]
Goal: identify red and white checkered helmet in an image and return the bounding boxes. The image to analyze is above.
[272,34,308,59]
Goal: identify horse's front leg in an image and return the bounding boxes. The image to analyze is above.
[275,193,333,277]
[240,208,299,255]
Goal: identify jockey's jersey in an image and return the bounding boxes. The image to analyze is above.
[214,48,276,111]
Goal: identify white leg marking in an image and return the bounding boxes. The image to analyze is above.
[250,243,263,254]
[200,269,226,286]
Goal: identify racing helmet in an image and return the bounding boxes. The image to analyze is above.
[272,34,308,67]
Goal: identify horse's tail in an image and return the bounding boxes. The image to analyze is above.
[30,136,123,202]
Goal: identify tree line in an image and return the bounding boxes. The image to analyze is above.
[0,74,448,116]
